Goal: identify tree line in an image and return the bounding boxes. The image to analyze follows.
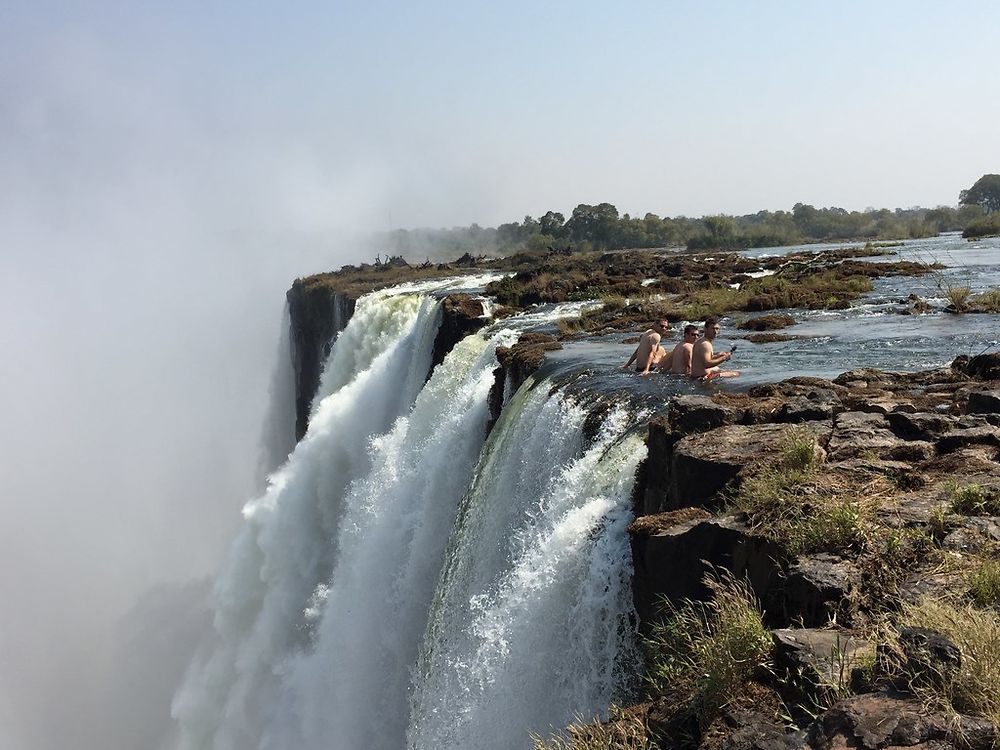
[380,174,999,257]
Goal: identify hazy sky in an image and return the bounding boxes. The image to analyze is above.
[1,2,998,749]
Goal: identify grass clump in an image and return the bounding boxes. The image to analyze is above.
[968,559,1000,608]
[972,287,1000,312]
[940,283,973,311]
[894,597,1000,727]
[779,426,821,472]
[644,573,771,731]
[530,706,648,750]
[948,483,1000,516]
[733,428,883,556]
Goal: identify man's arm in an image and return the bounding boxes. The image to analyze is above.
[682,345,693,376]
[622,345,639,370]
[706,349,732,368]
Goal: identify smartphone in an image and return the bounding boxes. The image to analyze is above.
[730,345,738,354]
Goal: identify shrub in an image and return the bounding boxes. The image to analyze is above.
[968,560,1000,608]
[644,573,771,730]
[894,598,1000,726]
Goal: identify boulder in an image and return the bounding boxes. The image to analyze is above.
[886,412,958,442]
[698,686,806,750]
[772,628,872,704]
[630,515,783,626]
[827,412,912,461]
[968,390,1000,415]
[936,425,1000,453]
[958,352,1000,381]
[782,554,858,627]
[774,392,839,424]
[808,693,995,750]
[668,422,829,509]
[669,395,739,435]
[738,314,796,331]
[895,627,962,688]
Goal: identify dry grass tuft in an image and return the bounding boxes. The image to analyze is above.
[530,706,649,750]
[644,572,771,730]
[894,597,1000,726]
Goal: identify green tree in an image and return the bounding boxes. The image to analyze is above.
[960,174,1000,213]
[565,203,620,247]
[539,211,565,237]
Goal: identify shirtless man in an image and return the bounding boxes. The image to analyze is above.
[691,317,739,379]
[622,318,670,376]
[667,324,699,375]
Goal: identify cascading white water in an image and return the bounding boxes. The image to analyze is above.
[277,327,518,750]
[173,289,442,750]
[406,383,647,750]
[175,278,645,750]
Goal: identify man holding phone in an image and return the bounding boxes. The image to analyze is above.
[691,317,740,379]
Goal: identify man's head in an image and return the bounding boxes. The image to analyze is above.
[683,324,699,340]
[653,318,670,334]
[703,317,721,340]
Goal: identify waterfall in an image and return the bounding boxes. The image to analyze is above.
[257,303,297,483]
[173,289,442,750]
[406,383,646,750]
[175,279,646,750]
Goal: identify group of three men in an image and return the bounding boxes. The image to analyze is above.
[622,317,737,379]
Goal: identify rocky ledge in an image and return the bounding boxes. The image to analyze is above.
[589,355,1000,750]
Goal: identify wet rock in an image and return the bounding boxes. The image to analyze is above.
[638,415,677,515]
[287,282,357,440]
[827,412,911,461]
[744,333,800,344]
[739,314,796,331]
[808,693,995,750]
[783,554,858,627]
[670,395,740,434]
[669,422,829,509]
[630,515,783,626]
[430,294,488,374]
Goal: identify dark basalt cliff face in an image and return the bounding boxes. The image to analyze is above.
[287,279,356,441]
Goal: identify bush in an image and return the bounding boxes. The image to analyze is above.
[962,212,1000,239]
[644,573,771,731]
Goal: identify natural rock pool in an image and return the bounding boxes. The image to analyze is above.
[543,233,1000,392]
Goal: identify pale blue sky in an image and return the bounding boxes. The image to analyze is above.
[4,0,999,230]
